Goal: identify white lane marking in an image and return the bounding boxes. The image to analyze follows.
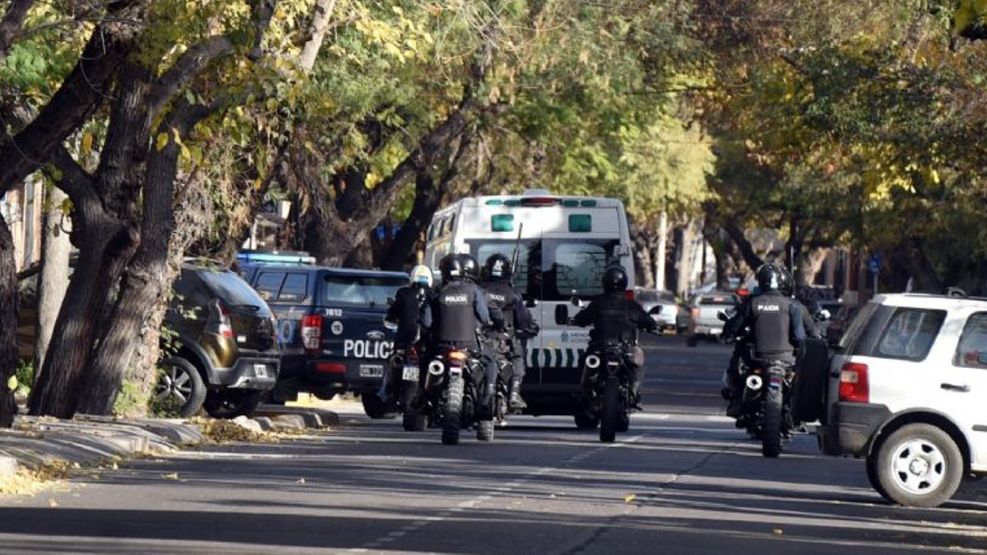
[351,431,651,552]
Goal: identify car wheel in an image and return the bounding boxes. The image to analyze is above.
[865,454,890,501]
[203,389,265,419]
[361,392,398,420]
[874,424,964,508]
[154,357,207,418]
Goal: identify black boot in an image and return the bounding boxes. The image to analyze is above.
[508,378,527,412]
[629,380,643,411]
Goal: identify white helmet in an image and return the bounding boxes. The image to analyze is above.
[410,265,433,289]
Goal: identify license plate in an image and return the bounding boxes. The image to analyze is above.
[402,365,419,381]
[711,327,722,335]
[253,364,269,378]
[359,364,384,378]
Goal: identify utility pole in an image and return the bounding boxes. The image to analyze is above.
[655,205,667,291]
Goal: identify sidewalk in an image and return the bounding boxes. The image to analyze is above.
[0,404,340,483]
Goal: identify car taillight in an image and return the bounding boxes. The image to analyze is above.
[839,362,869,403]
[301,314,323,352]
[212,300,233,338]
[691,307,700,319]
[624,290,635,301]
[313,362,345,374]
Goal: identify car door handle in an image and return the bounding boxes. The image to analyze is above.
[940,383,970,393]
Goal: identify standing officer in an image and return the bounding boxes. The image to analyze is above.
[379,265,432,405]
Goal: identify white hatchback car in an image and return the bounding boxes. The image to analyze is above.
[817,293,987,507]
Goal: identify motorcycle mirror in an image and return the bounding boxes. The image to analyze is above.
[382,317,398,331]
[570,296,586,308]
[525,297,539,308]
[717,311,729,322]
[554,304,569,326]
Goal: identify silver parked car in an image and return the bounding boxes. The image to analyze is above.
[687,291,739,346]
[635,288,680,333]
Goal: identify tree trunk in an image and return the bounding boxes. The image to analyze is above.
[0,213,19,427]
[800,248,830,286]
[674,221,700,297]
[380,171,445,271]
[631,223,655,289]
[655,209,667,291]
[722,219,765,272]
[34,186,71,374]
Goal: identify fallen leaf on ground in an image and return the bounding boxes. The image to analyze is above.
[296,478,306,484]
[48,499,58,508]
[624,494,636,503]
[161,472,179,480]
[773,529,784,536]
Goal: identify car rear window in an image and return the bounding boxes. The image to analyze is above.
[955,312,987,368]
[322,275,405,308]
[700,295,737,306]
[871,308,946,361]
[197,270,268,309]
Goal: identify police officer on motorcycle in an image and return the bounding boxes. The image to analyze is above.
[480,253,537,412]
[379,265,433,405]
[779,270,824,339]
[570,265,657,409]
[422,254,502,414]
[721,263,806,416]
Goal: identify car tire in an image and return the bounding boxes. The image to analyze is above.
[361,392,398,420]
[866,453,890,501]
[155,357,207,418]
[203,389,265,419]
[874,424,964,508]
[574,412,599,430]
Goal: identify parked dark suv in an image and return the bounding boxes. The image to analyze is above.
[237,255,406,418]
[157,264,280,418]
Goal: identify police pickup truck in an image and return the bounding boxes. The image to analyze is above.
[236,252,407,418]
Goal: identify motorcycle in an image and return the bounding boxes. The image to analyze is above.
[582,341,636,443]
[738,355,795,457]
[422,346,495,445]
[388,346,427,432]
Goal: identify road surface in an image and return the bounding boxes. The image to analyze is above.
[0,337,984,554]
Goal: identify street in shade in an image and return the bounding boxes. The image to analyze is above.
[0,336,983,554]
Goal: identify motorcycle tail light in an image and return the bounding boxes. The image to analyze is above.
[448,350,468,361]
[839,362,869,403]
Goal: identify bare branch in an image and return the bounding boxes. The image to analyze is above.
[147,36,233,118]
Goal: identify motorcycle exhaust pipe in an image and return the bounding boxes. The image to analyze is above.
[745,374,763,391]
[425,360,445,391]
[585,354,601,369]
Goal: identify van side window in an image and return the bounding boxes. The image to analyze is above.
[954,312,987,369]
[279,273,308,302]
[874,308,946,361]
[255,272,285,301]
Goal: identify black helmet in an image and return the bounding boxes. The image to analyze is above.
[755,263,785,292]
[440,254,464,283]
[460,253,479,282]
[779,267,795,297]
[483,253,512,281]
[602,265,629,293]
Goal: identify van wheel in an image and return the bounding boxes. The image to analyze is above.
[154,357,207,418]
[204,389,264,419]
[875,424,963,508]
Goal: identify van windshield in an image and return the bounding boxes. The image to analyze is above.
[467,238,619,301]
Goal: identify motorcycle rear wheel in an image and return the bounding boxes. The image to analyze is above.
[762,387,784,458]
[442,375,464,445]
[600,378,620,443]
[477,419,495,441]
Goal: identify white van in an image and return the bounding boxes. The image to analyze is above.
[424,189,634,424]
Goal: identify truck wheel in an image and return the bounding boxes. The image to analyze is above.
[155,357,207,418]
[361,392,398,420]
[875,424,963,508]
[203,389,264,419]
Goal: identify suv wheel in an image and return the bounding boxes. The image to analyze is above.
[361,392,398,419]
[155,357,207,418]
[203,389,265,419]
[873,424,964,508]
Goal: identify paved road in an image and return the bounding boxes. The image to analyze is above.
[1,337,985,554]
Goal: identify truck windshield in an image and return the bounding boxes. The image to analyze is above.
[323,275,405,308]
